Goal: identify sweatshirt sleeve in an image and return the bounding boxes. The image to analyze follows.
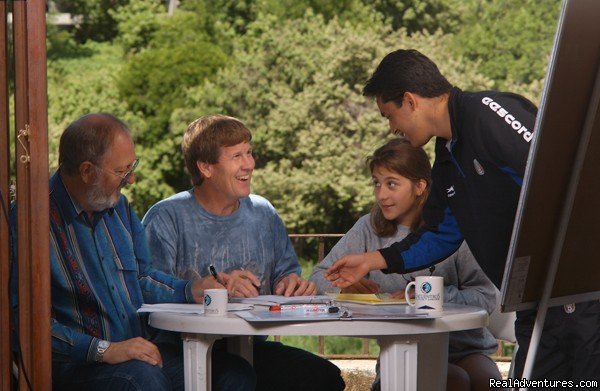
[270,210,302,288]
[129,205,191,304]
[308,216,372,294]
[142,204,180,277]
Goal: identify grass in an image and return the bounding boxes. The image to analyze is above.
[268,335,380,357]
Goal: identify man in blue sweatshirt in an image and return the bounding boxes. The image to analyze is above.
[143,114,345,391]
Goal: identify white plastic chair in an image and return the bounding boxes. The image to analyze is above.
[488,307,516,343]
[488,306,518,378]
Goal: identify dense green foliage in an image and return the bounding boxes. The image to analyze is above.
[52,0,127,42]
[369,0,463,33]
[47,0,560,239]
[452,0,561,92]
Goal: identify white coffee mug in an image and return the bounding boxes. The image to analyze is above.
[405,276,444,311]
[203,288,228,317]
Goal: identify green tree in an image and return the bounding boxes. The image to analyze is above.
[368,0,463,34]
[46,41,148,198]
[451,0,561,92]
[52,0,131,42]
[116,9,228,143]
[180,0,459,35]
[109,0,164,53]
[180,0,377,34]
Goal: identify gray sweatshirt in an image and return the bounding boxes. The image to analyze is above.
[309,214,498,360]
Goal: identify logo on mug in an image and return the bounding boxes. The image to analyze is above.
[204,294,212,306]
[420,282,432,294]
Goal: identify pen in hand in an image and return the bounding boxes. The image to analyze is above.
[208,264,223,285]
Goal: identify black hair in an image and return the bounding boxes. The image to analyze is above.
[363,49,452,106]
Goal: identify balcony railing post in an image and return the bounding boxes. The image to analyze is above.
[318,336,325,356]
[318,237,325,263]
[362,339,370,355]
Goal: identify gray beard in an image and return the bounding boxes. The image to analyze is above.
[86,178,119,211]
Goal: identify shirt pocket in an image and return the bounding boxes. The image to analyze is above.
[113,255,139,289]
[111,242,139,274]
[113,256,144,307]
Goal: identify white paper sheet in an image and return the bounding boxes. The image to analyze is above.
[137,303,253,315]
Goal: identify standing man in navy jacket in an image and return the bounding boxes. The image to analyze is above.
[326,49,600,384]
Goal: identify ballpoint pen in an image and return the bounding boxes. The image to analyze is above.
[208,264,222,284]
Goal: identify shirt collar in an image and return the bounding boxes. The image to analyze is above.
[448,87,461,143]
[434,87,461,163]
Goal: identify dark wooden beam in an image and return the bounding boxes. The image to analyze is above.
[26,0,51,386]
[13,0,51,389]
[13,3,32,387]
[0,1,12,390]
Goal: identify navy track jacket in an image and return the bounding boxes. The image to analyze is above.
[379,87,538,288]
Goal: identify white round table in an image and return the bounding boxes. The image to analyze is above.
[149,303,487,391]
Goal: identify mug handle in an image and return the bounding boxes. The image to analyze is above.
[405,282,416,307]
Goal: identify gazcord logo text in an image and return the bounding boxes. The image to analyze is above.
[481,97,533,142]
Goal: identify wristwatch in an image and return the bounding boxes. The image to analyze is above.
[95,340,111,363]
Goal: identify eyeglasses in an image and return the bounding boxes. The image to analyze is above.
[95,158,140,186]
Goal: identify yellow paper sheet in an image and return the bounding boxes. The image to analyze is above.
[331,293,407,305]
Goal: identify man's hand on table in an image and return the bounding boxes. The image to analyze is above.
[274,273,317,296]
[222,269,261,298]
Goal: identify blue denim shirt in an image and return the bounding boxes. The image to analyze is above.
[12,173,194,364]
